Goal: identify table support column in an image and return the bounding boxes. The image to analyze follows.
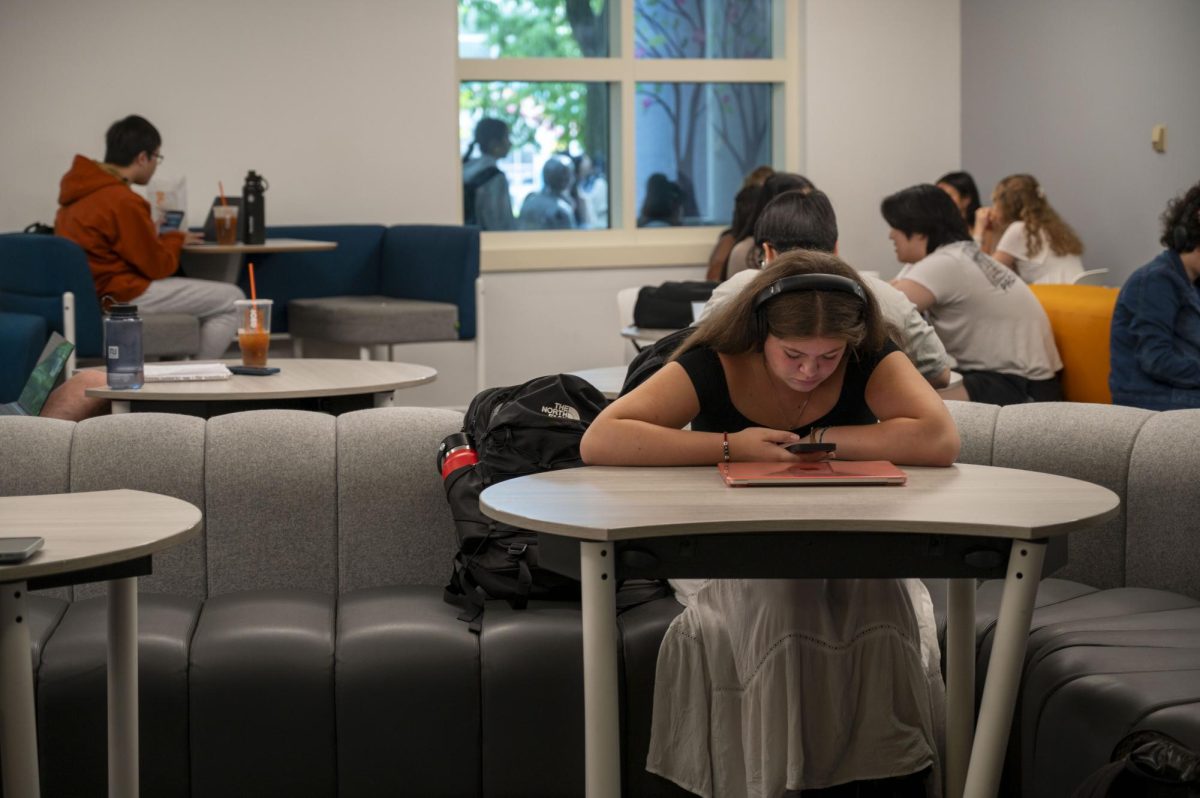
[945,578,976,798]
[108,577,139,798]
[373,391,395,408]
[111,400,131,415]
[0,581,40,798]
[579,541,620,798]
[963,540,1045,798]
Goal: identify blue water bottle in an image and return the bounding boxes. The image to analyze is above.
[104,303,144,389]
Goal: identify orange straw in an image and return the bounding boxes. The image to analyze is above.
[218,181,228,206]
[248,262,258,302]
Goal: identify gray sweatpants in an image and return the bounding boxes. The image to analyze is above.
[134,277,245,359]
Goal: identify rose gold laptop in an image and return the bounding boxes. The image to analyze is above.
[718,460,907,487]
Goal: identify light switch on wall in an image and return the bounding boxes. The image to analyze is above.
[1152,124,1167,153]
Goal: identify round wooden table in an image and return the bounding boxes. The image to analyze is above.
[86,358,437,415]
[0,490,202,798]
[481,463,1120,798]
[181,238,337,282]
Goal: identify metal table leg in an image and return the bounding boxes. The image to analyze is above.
[0,582,40,798]
[108,577,139,798]
[962,540,1045,798]
[945,578,977,798]
[579,541,620,798]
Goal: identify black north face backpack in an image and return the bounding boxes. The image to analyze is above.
[440,374,608,629]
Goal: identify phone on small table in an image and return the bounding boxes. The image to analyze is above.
[228,366,280,376]
[784,442,836,454]
[0,537,44,564]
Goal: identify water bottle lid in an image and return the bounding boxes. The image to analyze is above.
[108,303,138,317]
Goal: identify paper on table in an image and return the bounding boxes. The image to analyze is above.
[143,363,232,382]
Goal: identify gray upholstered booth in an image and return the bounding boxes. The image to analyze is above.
[2,401,1199,796]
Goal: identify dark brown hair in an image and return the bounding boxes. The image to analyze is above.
[672,250,886,361]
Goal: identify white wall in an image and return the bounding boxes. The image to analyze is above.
[962,0,1200,286]
[0,0,459,230]
[0,0,961,406]
[804,0,962,278]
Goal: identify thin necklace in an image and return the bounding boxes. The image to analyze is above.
[763,354,812,429]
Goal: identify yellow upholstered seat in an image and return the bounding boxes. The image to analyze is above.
[1029,284,1120,404]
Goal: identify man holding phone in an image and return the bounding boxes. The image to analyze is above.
[55,114,244,359]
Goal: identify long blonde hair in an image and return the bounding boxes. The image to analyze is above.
[992,174,1083,258]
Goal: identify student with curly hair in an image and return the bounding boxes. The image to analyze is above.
[975,174,1084,284]
[1110,181,1200,410]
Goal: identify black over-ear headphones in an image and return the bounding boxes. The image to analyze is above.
[1174,201,1200,252]
[751,273,867,341]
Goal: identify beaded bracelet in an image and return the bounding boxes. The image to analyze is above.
[722,432,730,463]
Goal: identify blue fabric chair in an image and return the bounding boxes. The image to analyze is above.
[0,233,200,362]
[238,225,387,333]
[380,225,480,341]
[281,225,480,367]
[0,311,48,403]
[0,233,103,357]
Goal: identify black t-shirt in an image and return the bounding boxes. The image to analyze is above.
[675,341,899,436]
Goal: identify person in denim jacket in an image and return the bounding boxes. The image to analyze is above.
[1110,182,1200,410]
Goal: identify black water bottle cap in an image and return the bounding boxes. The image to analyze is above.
[108,303,138,317]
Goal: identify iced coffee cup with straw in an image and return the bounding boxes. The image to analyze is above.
[234,263,271,367]
[214,181,238,245]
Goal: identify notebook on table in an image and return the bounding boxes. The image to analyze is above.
[718,460,908,487]
[0,334,74,417]
[143,363,232,383]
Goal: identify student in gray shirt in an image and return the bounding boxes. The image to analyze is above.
[700,189,953,388]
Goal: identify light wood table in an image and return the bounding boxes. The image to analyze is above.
[0,490,202,798]
[181,238,337,283]
[480,463,1120,798]
[86,358,436,415]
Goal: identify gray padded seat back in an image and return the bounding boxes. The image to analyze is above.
[944,400,1000,465]
[0,417,75,599]
[1126,409,1200,599]
[0,416,73,497]
[990,402,1150,589]
[289,296,458,345]
[142,313,201,358]
[68,413,207,599]
[205,410,338,595]
[336,407,463,592]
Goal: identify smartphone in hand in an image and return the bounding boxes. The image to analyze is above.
[783,442,836,454]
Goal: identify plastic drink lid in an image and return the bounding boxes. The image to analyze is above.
[108,304,138,317]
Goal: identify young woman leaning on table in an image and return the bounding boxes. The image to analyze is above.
[580,251,959,798]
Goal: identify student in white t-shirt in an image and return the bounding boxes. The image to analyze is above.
[974,174,1084,284]
[884,184,1064,405]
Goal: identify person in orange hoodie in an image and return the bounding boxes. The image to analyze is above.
[55,115,244,359]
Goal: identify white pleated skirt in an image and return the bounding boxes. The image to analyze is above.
[646,578,944,798]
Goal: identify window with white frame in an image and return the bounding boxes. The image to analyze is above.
[457,0,796,239]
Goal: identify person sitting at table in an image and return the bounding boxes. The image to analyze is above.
[581,251,959,798]
[55,114,244,359]
[973,173,1085,285]
[935,170,982,230]
[885,184,1063,405]
[1110,180,1200,410]
[700,188,953,389]
[725,171,816,278]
